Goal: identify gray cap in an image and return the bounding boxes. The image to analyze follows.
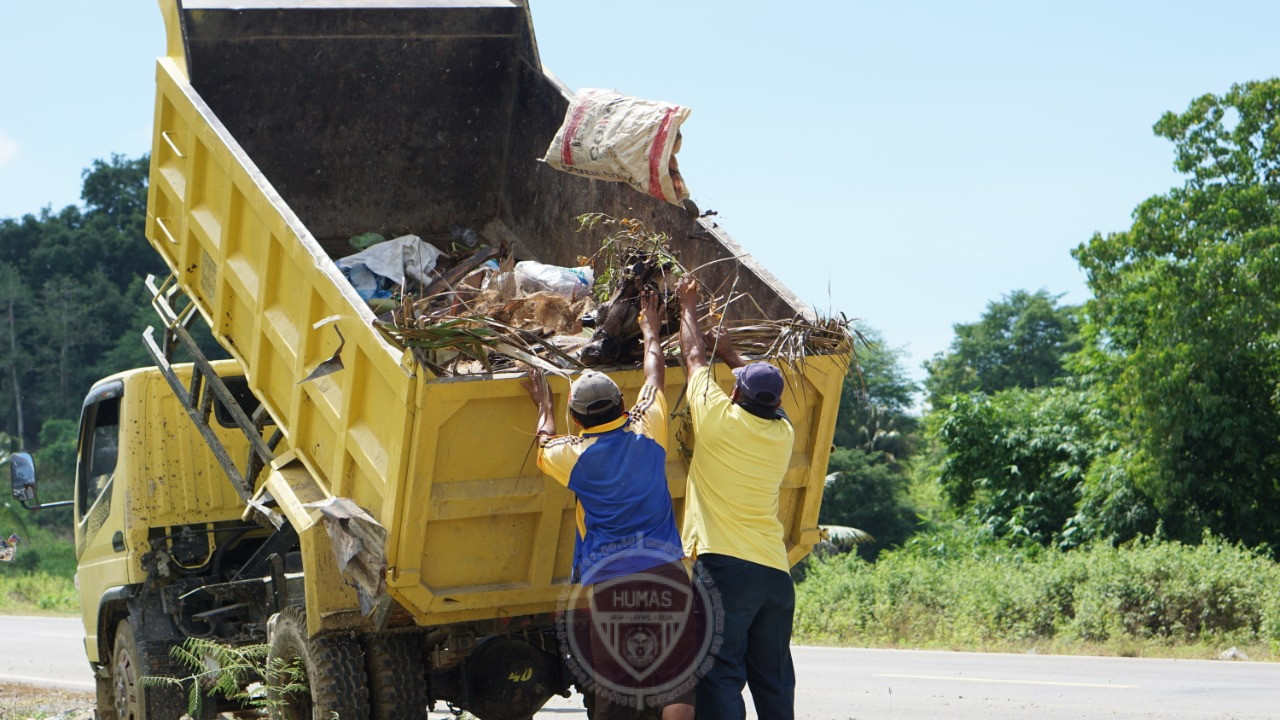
[569,371,623,414]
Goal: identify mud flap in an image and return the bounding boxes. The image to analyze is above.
[305,497,392,624]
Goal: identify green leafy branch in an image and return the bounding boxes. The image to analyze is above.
[145,637,307,717]
[575,213,684,302]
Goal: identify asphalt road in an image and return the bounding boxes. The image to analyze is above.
[0,615,92,692]
[4,616,1277,719]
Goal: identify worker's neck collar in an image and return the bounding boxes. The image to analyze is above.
[581,415,628,437]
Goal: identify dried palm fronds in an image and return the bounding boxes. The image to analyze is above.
[367,213,862,379]
[716,314,860,365]
[659,312,861,371]
[369,238,598,376]
[377,313,585,377]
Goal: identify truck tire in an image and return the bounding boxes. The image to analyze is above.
[364,634,430,719]
[107,618,191,720]
[95,674,118,720]
[267,605,371,720]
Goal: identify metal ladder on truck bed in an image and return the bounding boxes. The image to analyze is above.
[142,272,287,536]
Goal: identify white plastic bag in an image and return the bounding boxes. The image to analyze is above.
[335,234,443,300]
[514,261,594,300]
[542,89,691,207]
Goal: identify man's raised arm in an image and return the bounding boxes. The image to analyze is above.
[638,289,665,389]
[676,276,709,375]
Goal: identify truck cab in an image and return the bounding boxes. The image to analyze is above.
[71,363,275,718]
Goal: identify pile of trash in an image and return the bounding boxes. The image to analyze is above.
[340,218,852,378]
[328,90,852,377]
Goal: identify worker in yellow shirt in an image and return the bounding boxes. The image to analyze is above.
[675,275,796,720]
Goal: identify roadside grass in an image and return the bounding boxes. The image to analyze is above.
[0,524,79,616]
[794,532,1280,661]
[0,682,93,720]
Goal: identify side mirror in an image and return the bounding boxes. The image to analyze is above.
[8,452,73,512]
[10,452,37,507]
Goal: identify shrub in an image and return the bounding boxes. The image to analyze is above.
[0,520,79,615]
[795,533,1280,656]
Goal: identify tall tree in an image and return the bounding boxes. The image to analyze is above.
[834,332,919,458]
[1072,78,1280,549]
[822,330,921,558]
[0,154,152,440]
[80,154,157,276]
[0,266,28,447]
[35,276,107,417]
[923,289,1081,409]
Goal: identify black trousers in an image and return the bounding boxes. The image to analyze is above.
[694,553,796,720]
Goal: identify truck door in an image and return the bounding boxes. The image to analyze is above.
[74,379,130,662]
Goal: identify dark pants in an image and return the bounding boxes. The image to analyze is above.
[695,553,795,720]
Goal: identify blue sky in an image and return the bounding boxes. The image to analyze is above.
[2,1,1278,384]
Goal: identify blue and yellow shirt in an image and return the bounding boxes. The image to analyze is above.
[537,383,684,585]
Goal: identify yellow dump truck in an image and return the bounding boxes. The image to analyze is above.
[22,1,848,718]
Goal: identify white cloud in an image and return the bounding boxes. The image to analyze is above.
[0,130,16,165]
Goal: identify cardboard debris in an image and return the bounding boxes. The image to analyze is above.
[471,290,592,336]
[305,497,388,617]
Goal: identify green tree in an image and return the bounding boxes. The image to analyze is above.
[79,154,158,277]
[1072,78,1280,550]
[0,154,154,442]
[31,419,78,529]
[821,331,921,559]
[0,266,30,447]
[823,450,918,560]
[101,277,170,372]
[834,332,919,457]
[934,386,1105,547]
[33,276,114,418]
[924,289,1081,409]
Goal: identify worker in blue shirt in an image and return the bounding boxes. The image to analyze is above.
[524,291,696,720]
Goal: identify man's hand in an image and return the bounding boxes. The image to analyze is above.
[638,289,663,341]
[705,325,730,352]
[639,289,666,388]
[676,275,709,374]
[675,275,700,308]
[705,324,746,369]
[522,368,552,407]
[522,369,556,438]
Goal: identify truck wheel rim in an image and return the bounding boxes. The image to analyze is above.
[114,650,139,718]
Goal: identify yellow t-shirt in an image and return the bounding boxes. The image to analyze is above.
[682,365,794,572]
